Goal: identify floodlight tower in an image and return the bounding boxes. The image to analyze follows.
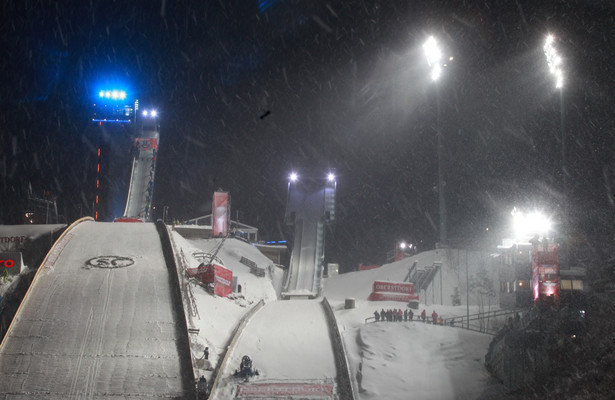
[423,36,446,247]
[544,34,567,212]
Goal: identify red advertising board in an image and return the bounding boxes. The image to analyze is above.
[358,263,380,271]
[236,382,334,397]
[367,292,420,302]
[368,280,418,302]
[187,263,233,297]
[212,191,229,237]
[372,280,414,294]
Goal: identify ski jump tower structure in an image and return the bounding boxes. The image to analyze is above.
[120,110,159,222]
[281,172,336,299]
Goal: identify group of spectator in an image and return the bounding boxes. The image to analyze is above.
[373,308,453,326]
[374,308,414,322]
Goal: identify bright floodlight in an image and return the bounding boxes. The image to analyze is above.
[544,34,564,89]
[150,110,158,117]
[99,90,105,98]
[142,110,149,117]
[423,36,442,81]
[289,172,298,182]
[399,241,407,249]
[327,172,335,182]
[511,208,552,240]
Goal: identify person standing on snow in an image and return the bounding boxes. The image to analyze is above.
[404,309,408,321]
[380,309,386,321]
[408,309,414,321]
[374,310,380,322]
[432,310,438,324]
[203,347,209,360]
[421,309,426,322]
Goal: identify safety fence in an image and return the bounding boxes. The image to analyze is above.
[365,308,526,336]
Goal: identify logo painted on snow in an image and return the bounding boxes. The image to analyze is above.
[86,256,135,269]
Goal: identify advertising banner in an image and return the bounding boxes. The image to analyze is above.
[368,280,418,302]
[236,382,334,397]
[358,263,380,271]
[214,264,233,297]
[187,263,233,298]
[212,192,229,237]
[0,252,23,276]
[372,280,415,294]
[367,292,420,302]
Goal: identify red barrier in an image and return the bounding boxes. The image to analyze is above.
[367,292,419,302]
[359,263,380,271]
[187,263,233,297]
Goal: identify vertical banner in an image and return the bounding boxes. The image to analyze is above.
[212,191,229,237]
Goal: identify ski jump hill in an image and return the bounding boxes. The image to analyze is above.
[0,219,194,399]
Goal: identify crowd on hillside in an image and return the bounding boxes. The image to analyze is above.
[373,308,454,326]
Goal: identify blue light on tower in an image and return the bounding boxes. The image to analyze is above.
[92,87,134,123]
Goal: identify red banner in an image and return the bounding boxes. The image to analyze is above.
[358,263,380,271]
[372,281,415,294]
[187,263,233,297]
[236,382,333,397]
[212,192,229,237]
[367,292,419,302]
[214,264,233,297]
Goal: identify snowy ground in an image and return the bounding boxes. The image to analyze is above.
[0,225,504,399]
[173,233,505,399]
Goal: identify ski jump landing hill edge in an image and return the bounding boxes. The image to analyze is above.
[0,219,192,399]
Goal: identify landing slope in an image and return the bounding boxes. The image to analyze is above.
[0,221,186,399]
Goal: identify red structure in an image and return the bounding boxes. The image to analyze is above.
[114,217,143,223]
[531,244,560,308]
[212,192,229,237]
[358,263,380,271]
[187,263,233,297]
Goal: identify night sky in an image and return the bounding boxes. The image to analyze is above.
[1,0,614,271]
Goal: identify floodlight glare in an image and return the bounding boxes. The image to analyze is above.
[423,36,442,81]
[150,110,158,117]
[289,172,298,182]
[142,110,149,117]
[327,172,335,182]
[99,91,105,98]
[399,241,407,249]
[544,34,564,89]
[511,208,552,240]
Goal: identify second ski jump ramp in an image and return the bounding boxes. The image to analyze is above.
[0,220,191,398]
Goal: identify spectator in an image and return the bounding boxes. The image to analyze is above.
[438,316,444,325]
[404,309,408,321]
[380,309,386,321]
[432,310,438,324]
[374,310,380,322]
[421,309,426,322]
[408,309,414,321]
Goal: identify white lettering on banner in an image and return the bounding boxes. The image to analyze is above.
[215,276,231,286]
[373,281,414,294]
[236,383,334,397]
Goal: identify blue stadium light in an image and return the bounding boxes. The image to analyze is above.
[98,89,127,101]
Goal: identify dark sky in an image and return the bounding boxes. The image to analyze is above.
[1,0,615,271]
